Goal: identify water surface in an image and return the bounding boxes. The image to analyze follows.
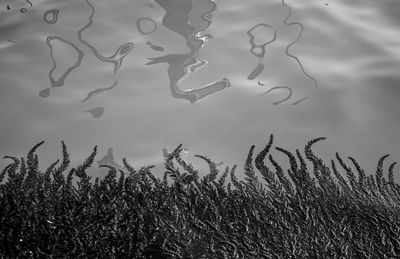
[1,0,399,180]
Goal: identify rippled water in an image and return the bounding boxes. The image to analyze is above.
[1,0,399,180]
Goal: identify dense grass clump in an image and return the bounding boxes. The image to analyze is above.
[1,135,400,258]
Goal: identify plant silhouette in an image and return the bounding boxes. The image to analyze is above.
[1,135,400,257]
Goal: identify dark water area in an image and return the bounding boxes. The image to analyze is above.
[1,0,400,181]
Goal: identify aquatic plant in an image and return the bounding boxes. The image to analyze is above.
[0,135,399,258]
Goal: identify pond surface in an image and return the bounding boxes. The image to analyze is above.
[1,0,399,180]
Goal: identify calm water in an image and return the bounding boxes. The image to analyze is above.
[1,0,399,180]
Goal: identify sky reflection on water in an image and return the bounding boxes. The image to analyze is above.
[0,0,399,181]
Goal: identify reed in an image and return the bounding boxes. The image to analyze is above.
[1,135,399,258]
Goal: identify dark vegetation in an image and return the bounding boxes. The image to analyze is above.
[1,135,400,258]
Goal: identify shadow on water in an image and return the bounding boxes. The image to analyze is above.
[146,0,230,103]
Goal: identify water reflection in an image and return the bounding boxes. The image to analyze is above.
[136,17,158,35]
[291,96,308,105]
[281,0,318,89]
[247,23,277,59]
[147,0,230,103]
[39,36,84,98]
[43,9,59,24]
[258,82,308,105]
[83,107,105,118]
[146,41,164,52]
[248,63,265,80]
[260,86,292,105]
[80,81,118,103]
[33,0,317,107]
[97,148,124,170]
[98,148,114,165]
[249,1,319,105]
[246,23,276,80]
[78,0,134,74]
[37,0,133,118]
[2,0,32,11]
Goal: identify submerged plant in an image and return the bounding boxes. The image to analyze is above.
[0,135,399,258]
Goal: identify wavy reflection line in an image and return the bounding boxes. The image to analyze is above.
[136,17,157,35]
[78,0,134,73]
[80,80,118,103]
[260,86,292,105]
[282,0,318,88]
[246,23,277,59]
[43,9,59,24]
[147,0,230,103]
[46,36,84,87]
[246,23,277,80]
[291,96,308,105]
